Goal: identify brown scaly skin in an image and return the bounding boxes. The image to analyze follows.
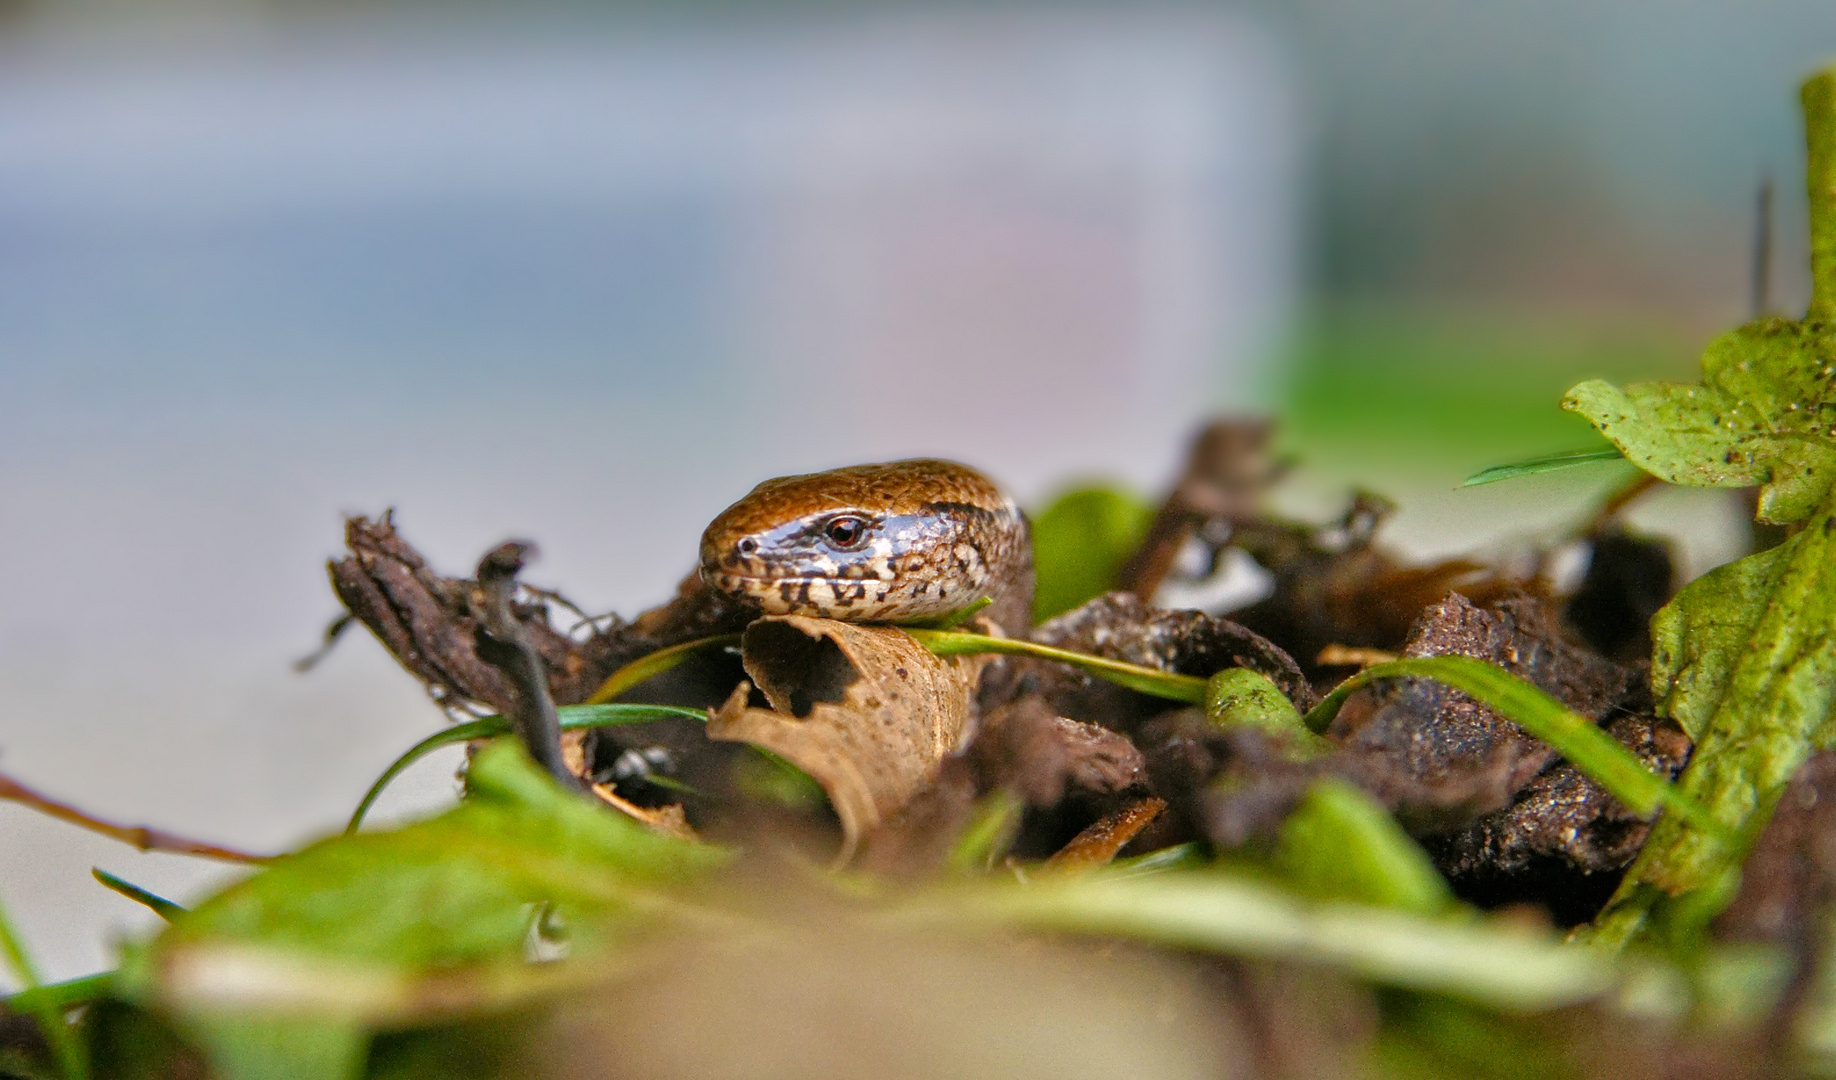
[699,458,1035,635]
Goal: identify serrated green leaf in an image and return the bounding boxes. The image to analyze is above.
[1590,484,1836,948]
[1562,319,1836,523]
[1649,535,1799,740]
[1561,69,1836,526]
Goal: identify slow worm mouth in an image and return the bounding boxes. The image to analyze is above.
[704,571,895,587]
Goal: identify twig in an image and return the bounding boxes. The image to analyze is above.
[1043,797,1167,873]
[1579,472,1663,537]
[291,612,354,673]
[0,773,268,864]
[471,543,584,791]
[1315,644,1400,669]
[1115,419,1279,601]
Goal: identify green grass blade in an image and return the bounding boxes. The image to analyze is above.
[915,595,994,631]
[0,887,87,1080]
[1460,448,1626,488]
[584,634,742,705]
[2,972,113,1016]
[1104,843,1207,878]
[346,703,707,835]
[923,874,1618,1012]
[90,869,185,921]
[947,790,1025,875]
[1303,655,1723,839]
[904,629,1206,704]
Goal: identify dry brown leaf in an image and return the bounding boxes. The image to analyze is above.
[588,783,702,843]
[558,727,701,841]
[707,616,986,857]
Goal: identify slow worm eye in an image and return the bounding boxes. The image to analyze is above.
[823,516,869,549]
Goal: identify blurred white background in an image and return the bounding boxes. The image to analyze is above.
[0,7,1297,981]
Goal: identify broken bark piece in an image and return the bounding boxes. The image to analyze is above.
[1044,797,1167,872]
[1716,751,1836,950]
[1143,594,1660,885]
[330,513,755,713]
[1426,711,1691,923]
[330,512,516,711]
[1222,493,1524,687]
[967,696,1149,807]
[1000,592,1312,730]
[706,616,986,856]
[1327,593,1640,831]
[1141,714,1330,850]
[855,696,1151,877]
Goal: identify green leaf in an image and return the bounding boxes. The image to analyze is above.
[947,789,1025,876]
[92,870,185,921]
[138,743,726,1024]
[1302,656,1717,836]
[1206,668,1330,757]
[1562,320,1836,523]
[347,702,707,835]
[584,633,742,705]
[1561,69,1836,525]
[1807,68,1836,322]
[916,595,993,631]
[0,885,88,1080]
[114,746,731,1080]
[729,746,826,812]
[1566,68,1836,950]
[1274,780,1454,914]
[906,628,1206,704]
[1370,995,1597,1080]
[1028,485,1154,622]
[176,1017,366,1080]
[3,973,114,1016]
[1459,447,1627,488]
[1589,484,1836,948]
[1648,536,1799,741]
[927,873,1617,1012]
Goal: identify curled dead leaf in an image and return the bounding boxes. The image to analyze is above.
[707,616,987,856]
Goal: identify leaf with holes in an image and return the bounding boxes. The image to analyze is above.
[707,616,987,858]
